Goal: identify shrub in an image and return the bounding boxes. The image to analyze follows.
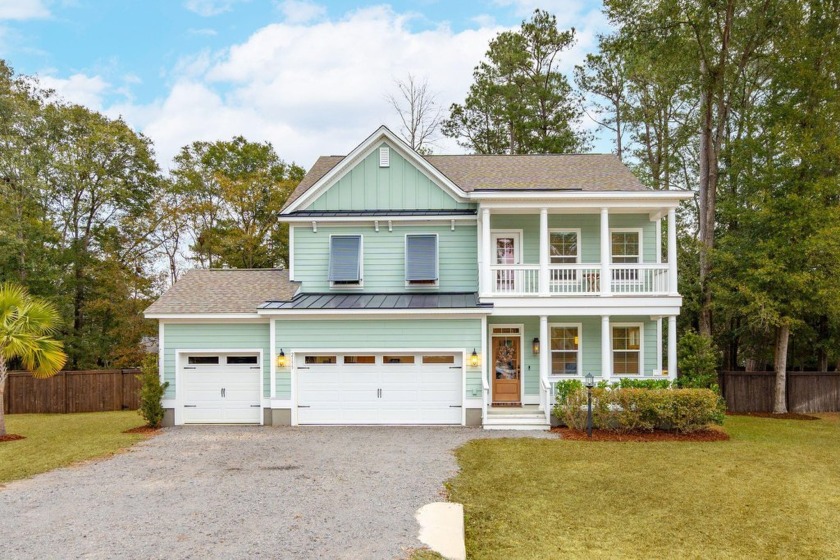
[137,354,169,428]
[553,386,725,433]
[615,378,672,390]
[677,330,721,390]
[554,379,583,404]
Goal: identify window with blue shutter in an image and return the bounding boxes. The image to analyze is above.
[329,235,362,284]
[405,234,438,284]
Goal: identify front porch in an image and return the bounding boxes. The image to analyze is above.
[480,314,678,430]
[478,205,679,298]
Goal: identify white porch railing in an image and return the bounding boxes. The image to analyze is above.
[610,264,670,294]
[489,264,540,295]
[487,264,671,296]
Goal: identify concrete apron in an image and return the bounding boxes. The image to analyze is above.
[415,502,466,560]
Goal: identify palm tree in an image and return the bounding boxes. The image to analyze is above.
[0,283,67,436]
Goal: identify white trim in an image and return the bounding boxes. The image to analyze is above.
[289,226,295,280]
[280,216,477,224]
[283,126,468,212]
[656,317,663,376]
[480,208,491,294]
[481,314,488,422]
[667,208,679,296]
[486,297,682,316]
[404,232,439,287]
[548,228,582,264]
[547,322,583,377]
[610,227,644,264]
[158,322,165,385]
[145,314,266,320]
[328,233,364,289]
[269,399,293,409]
[269,319,277,399]
[610,322,645,377]
[489,323,526,404]
[174,348,265,426]
[668,315,678,380]
[472,191,693,202]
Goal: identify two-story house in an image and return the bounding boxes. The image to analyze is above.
[145,126,691,429]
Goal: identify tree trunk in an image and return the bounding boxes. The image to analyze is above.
[0,354,7,437]
[698,60,714,337]
[773,324,790,414]
[817,315,828,372]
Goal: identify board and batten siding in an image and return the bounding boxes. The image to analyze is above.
[490,213,658,264]
[306,142,474,211]
[293,224,478,293]
[162,323,271,399]
[274,318,483,401]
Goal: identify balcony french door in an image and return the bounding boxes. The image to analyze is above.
[491,232,521,293]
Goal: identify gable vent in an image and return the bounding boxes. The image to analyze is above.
[379,146,390,167]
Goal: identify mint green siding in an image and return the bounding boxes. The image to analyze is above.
[162,323,271,399]
[274,318,482,401]
[490,213,658,264]
[306,142,473,211]
[293,224,478,293]
[487,316,660,390]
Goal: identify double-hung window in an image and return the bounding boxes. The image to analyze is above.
[328,235,362,287]
[550,325,580,375]
[611,230,641,281]
[612,325,642,375]
[549,230,579,282]
[405,234,438,285]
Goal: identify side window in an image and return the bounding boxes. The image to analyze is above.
[329,235,362,286]
[405,234,438,285]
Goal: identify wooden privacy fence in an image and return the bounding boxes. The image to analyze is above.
[3,369,142,414]
[718,371,840,413]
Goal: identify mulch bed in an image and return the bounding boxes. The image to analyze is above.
[727,412,820,420]
[122,426,162,435]
[0,434,26,443]
[552,427,730,442]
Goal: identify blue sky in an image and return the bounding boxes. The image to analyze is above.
[1,0,611,169]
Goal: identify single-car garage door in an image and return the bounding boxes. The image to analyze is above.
[181,353,262,424]
[297,353,463,425]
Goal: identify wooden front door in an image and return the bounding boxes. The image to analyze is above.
[492,335,521,404]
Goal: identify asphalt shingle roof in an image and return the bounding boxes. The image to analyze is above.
[145,269,299,315]
[282,153,646,211]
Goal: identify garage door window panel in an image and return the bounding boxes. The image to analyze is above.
[344,355,376,364]
[226,356,258,365]
[422,355,455,364]
[188,356,219,365]
[383,355,415,364]
[305,355,337,364]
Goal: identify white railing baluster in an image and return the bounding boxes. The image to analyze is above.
[488,264,671,296]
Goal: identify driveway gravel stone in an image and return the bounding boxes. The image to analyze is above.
[0,426,553,560]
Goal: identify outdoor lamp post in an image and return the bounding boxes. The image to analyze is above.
[585,372,595,438]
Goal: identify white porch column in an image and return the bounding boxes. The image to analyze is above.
[269,318,277,399]
[656,317,663,376]
[539,315,549,409]
[481,208,492,295]
[667,208,678,295]
[539,208,549,297]
[600,207,611,296]
[656,218,662,264]
[601,315,612,381]
[668,315,678,381]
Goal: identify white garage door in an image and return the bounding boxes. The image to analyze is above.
[297,353,463,425]
[181,353,262,424]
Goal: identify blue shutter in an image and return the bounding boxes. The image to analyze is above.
[329,236,361,282]
[406,234,438,282]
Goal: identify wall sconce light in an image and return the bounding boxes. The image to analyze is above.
[469,349,480,368]
[276,349,287,368]
[532,337,540,355]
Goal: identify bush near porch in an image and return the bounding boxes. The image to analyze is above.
[553,384,725,433]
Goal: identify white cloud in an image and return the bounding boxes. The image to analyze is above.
[184,0,247,17]
[0,0,50,20]
[39,73,111,110]
[276,0,326,24]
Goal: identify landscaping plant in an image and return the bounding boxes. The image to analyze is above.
[0,283,67,437]
[137,354,169,428]
[676,329,721,390]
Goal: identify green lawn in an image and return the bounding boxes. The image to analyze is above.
[0,411,150,484]
[448,415,840,559]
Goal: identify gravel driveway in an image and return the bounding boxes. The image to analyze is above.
[0,426,552,560]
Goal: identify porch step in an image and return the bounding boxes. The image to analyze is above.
[483,413,550,431]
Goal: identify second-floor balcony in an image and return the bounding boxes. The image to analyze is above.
[489,263,671,296]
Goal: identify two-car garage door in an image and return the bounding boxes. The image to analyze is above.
[297,353,463,425]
